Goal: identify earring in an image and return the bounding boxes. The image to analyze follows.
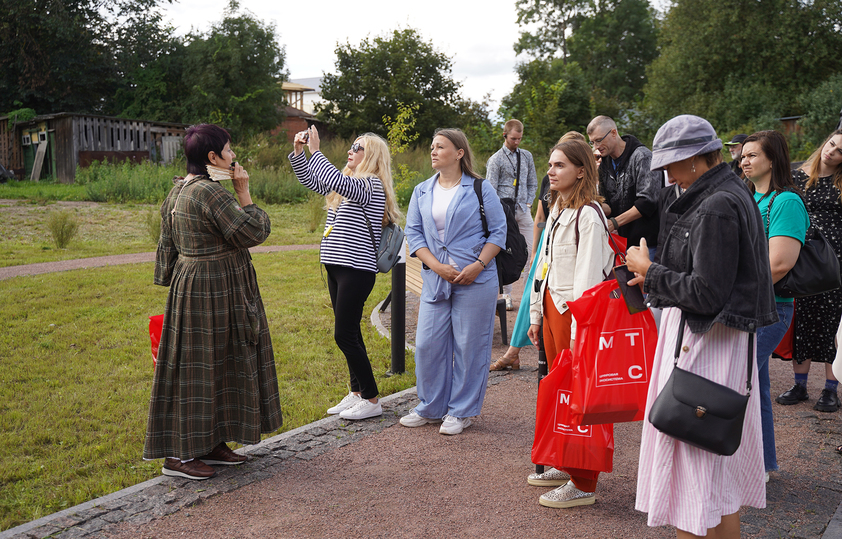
[691,161,696,174]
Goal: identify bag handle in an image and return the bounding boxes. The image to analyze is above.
[474,178,491,238]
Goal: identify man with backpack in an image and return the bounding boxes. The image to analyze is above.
[486,119,538,309]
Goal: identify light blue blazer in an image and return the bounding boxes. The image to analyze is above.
[406,172,507,303]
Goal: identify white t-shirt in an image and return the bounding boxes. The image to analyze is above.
[432,179,460,268]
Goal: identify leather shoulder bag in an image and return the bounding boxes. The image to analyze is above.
[766,190,841,299]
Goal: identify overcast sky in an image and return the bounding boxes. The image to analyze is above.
[162,0,528,111]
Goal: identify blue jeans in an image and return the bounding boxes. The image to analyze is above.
[756,302,794,472]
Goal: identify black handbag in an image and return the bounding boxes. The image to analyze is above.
[766,191,841,298]
[648,311,754,456]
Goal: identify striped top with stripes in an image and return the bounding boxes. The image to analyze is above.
[289,150,386,273]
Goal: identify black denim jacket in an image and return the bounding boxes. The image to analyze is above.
[644,163,778,334]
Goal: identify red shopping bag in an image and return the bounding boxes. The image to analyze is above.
[609,233,627,267]
[531,350,614,472]
[566,279,657,425]
[772,307,794,360]
[149,314,164,368]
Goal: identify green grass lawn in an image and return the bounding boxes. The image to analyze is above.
[0,250,414,530]
[0,200,323,268]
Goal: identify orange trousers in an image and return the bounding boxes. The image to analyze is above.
[541,288,600,493]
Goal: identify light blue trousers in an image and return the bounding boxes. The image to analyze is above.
[413,276,498,419]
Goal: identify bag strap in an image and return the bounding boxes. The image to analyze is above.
[514,150,521,202]
[574,202,626,264]
[673,238,754,394]
[474,178,491,238]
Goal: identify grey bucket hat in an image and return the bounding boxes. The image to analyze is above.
[650,115,723,171]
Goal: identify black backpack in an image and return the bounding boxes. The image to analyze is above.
[473,178,529,286]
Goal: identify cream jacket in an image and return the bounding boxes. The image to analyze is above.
[530,202,614,336]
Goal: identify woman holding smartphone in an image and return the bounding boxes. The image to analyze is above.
[526,138,615,508]
[289,126,401,421]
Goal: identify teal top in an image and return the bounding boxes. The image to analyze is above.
[753,190,810,303]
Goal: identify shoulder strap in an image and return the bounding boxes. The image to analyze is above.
[474,178,490,238]
[515,150,521,201]
[574,202,625,263]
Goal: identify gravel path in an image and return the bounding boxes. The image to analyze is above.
[3,253,842,538]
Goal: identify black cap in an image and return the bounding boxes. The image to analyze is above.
[725,134,748,146]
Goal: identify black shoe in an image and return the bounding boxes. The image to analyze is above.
[814,389,840,412]
[776,384,809,405]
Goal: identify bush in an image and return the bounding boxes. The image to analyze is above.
[47,210,79,248]
[143,209,161,244]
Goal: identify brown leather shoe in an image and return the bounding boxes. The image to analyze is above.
[162,458,217,480]
[199,443,249,466]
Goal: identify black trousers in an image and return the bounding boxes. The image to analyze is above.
[324,264,379,399]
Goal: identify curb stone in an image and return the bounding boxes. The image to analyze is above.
[0,369,529,539]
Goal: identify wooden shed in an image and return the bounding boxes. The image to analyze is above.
[0,113,188,183]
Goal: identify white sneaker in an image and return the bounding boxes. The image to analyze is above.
[439,415,471,435]
[539,480,595,508]
[503,294,514,311]
[765,472,770,483]
[527,467,570,486]
[339,399,382,420]
[399,411,441,427]
[326,392,361,415]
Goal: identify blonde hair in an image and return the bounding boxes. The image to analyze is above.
[558,131,585,144]
[801,129,842,199]
[503,119,524,135]
[325,133,402,225]
[548,139,603,211]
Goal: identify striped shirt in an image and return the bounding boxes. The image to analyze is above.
[289,150,386,273]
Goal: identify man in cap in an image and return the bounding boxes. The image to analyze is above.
[725,134,748,178]
[486,119,538,310]
[587,115,661,257]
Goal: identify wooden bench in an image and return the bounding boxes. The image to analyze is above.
[403,245,508,344]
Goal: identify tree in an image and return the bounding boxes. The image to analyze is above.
[567,0,658,106]
[178,2,286,139]
[500,59,591,157]
[643,0,842,133]
[316,28,461,140]
[514,0,588,60]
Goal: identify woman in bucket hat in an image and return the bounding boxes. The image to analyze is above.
[627,115,776,537]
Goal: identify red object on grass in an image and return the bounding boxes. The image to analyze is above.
[149,314,164,368]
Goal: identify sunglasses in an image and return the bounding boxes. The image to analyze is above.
[350,142,365,153]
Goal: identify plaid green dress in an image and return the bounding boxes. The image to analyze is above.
[143,176,283,460]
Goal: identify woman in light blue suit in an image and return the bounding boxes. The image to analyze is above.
[401,128,507,435]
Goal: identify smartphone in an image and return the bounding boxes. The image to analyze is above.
[612,265,648,314]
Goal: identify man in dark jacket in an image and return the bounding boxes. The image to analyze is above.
[587,116,661,257]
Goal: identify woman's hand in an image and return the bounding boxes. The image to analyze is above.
[625,238,651,287]
[452,261,483,285]
[307,126,320,154]
[232,162,253,206]
[527,324,541,345]
[293,131,308,156]
[433,262,460,283]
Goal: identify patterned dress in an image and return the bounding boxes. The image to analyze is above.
[793,170,842,364]
[143,176,283,460]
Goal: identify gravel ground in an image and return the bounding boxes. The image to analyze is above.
[4,256,841,538]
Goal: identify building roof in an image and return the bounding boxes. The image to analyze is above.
[290,77,323,92]
[282,81,315,92]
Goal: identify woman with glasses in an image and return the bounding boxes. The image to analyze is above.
[289,126,401,421]
[401,128,506,435]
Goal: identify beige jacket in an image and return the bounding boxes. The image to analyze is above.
[530,202,614,336]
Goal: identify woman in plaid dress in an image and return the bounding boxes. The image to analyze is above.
[143,124,283,480]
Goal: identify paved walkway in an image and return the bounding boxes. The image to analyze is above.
[2,251,842,538]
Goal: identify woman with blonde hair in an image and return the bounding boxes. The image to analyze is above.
[526,138,615,507]
[779,128,842,412]
[289,126,401,420]
[401,128,506,435]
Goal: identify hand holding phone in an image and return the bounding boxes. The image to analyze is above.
[612,265,647,314]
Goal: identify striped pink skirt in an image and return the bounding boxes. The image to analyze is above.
[635,307,765,535]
